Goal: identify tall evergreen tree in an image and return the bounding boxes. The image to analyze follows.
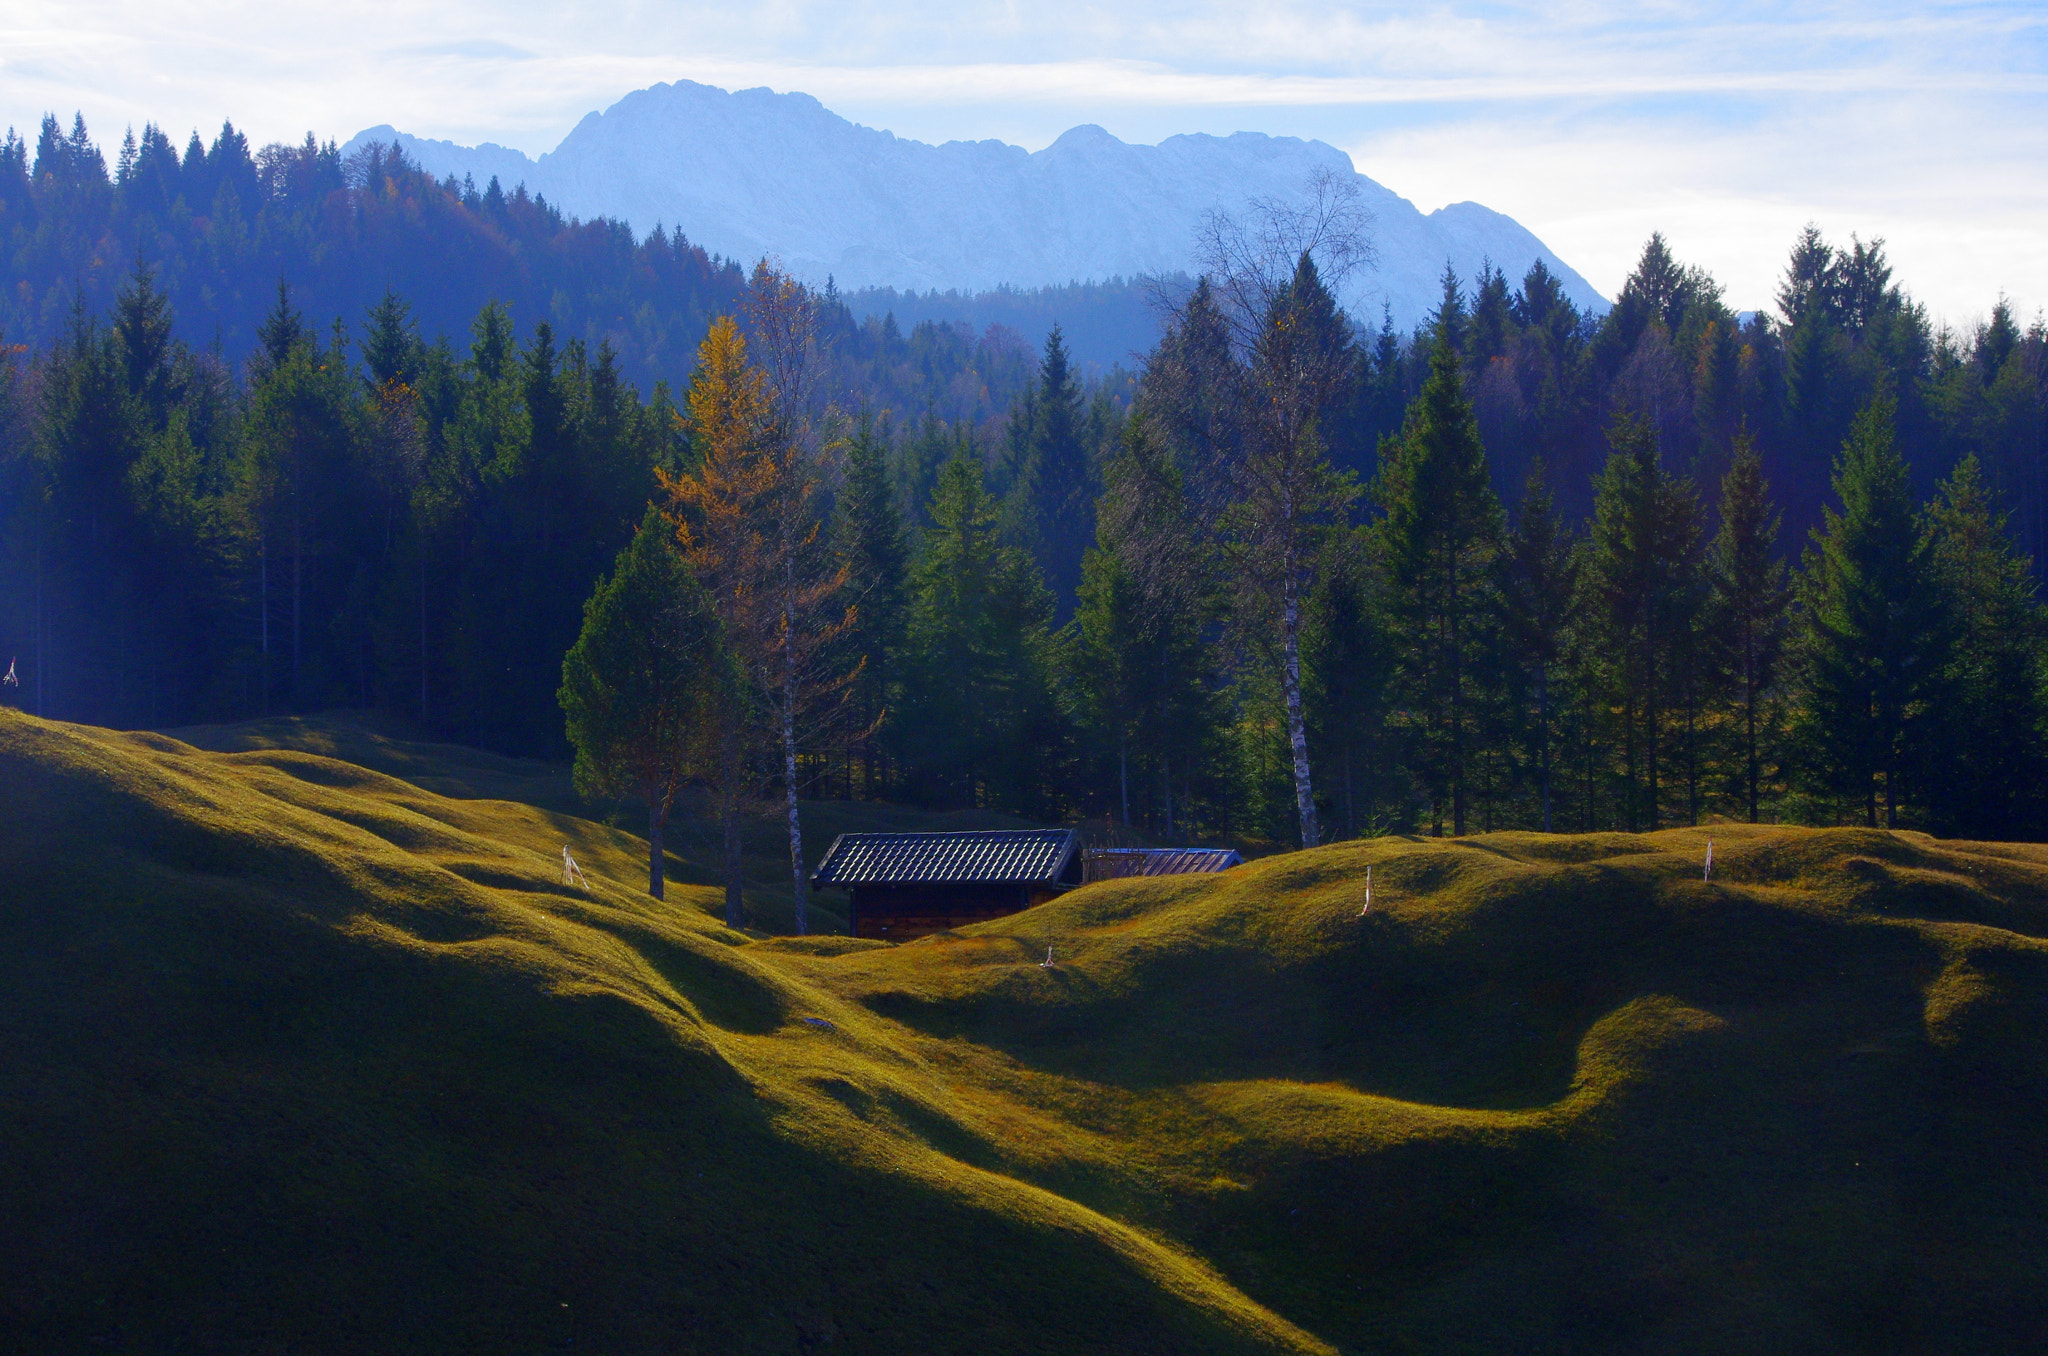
[899,449,1063,814]
[1012,324,1094,609]
[1791,395,1949,827]
[1494,462,1581,831]
[1305,526,1391,839]
[560,507,736,898]
[834,411,909,798]
[1704,432,1791,822]
[1071,413,1218,833]
[1926,454,2048,837]
[1587,414,1705,830]
[1374,326,1503,836]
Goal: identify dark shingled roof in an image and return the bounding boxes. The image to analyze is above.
[812,829,1080,886]
[1083,847,1244,881]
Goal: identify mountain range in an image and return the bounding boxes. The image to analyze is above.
[346,80,1606,329]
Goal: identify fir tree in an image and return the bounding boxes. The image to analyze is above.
[560,507,736,898]
[834,411,909,797]
[1791,395,1949,827]
[1926,454,2048,837]
[1373,326,1503,836]
[1704,432,1791,822]
[1494,461,1580,831]
[900,449,1062,814]
[1587,414,1704,830]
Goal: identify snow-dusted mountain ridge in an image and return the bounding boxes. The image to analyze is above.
[347,80,1605,328]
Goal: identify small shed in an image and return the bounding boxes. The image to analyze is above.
[1081,847,1245,883]
[812,829,1084,941]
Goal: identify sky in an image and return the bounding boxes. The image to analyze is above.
[4,1,2044,322]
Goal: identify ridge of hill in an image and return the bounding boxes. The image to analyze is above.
[4,708,2047,1351]
[345,79,1607,328]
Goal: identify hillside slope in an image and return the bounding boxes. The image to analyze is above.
[347,80,1607,327]
[4,709,2047,1352]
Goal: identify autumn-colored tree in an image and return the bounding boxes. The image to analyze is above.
[664,290,853,935]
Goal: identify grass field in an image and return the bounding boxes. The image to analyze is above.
[4,708,2047,1352]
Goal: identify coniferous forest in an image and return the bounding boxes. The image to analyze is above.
[5,112,2048,856]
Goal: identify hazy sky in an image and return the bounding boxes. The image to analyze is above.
[5,1,2043,320]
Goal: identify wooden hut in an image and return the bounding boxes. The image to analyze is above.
[1081,847,1244,883]
[812,829,1084,940]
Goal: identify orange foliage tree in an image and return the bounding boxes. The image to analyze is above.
[663,291,853,935]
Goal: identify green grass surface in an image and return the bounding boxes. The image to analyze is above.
[4,708,2047,1352]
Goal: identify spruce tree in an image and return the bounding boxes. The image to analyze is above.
[1373,325,1503,836]
[1791,395,1948,827]
[559,507,737,899]
[1305,526,1391,839]
[1927,454,2048,837]
[1494,462,1581,831]
[1704,432,1791,822]
[1071,413,1217,833]
[835,411,909,797]
[1014,325,1094,608]
[1587,414,1704,831]
[900,449,1062,813]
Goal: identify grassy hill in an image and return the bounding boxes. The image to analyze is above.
[3,708,2047,1352]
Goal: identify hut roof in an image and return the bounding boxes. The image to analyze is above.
[1082,847,1245,881]
[812,829,1081,887]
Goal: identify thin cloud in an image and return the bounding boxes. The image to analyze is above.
[0,1,2040,317]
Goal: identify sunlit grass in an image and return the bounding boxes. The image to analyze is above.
[5,708,2046,1351]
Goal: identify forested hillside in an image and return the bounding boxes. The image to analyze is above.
[3,108,2046,853]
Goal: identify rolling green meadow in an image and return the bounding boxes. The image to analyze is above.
[4,706,2047,1352]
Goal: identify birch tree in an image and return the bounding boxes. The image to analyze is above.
[665,285,852,935]
[1191,171,1370,848]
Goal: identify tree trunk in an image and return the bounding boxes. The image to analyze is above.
[1449,589,1466,838]
[1344,742,1355,840]
[418,537,429,723]
[292,503,303,701]
[1745,660,1760,823]
[723,794,745,929]
[1119,736,1129,827]
[1537,671,1553,833]
[648,799,666,900]
[723,723,746,929]
[784,620,808,937]
[33,519,45,717]
[1162,755,1174,839]
[258,531,270,716]
[1281,555,1319,849]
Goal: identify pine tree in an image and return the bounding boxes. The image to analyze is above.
[361,290,422,392]
[1704,432,1790,822]
[1791,395,1949,827]
[1012,325,1094,608]
[560,507,737,898]
[834,411,909,797]
[1373,326,1503,835]
[1071,413,1218,833]
[1587,414,1704,830]
[1494,462,1580,831]
[113,260,178,426]
[899,449,1062,814]
[1926,454,2048,837]
[1305,526,1391,839]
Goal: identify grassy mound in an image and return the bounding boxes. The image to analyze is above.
[4,709,2046,1352]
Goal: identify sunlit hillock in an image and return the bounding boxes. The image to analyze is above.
[4,709,2046,1353]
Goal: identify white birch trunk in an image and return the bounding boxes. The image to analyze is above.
[1281,550,1319,849]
